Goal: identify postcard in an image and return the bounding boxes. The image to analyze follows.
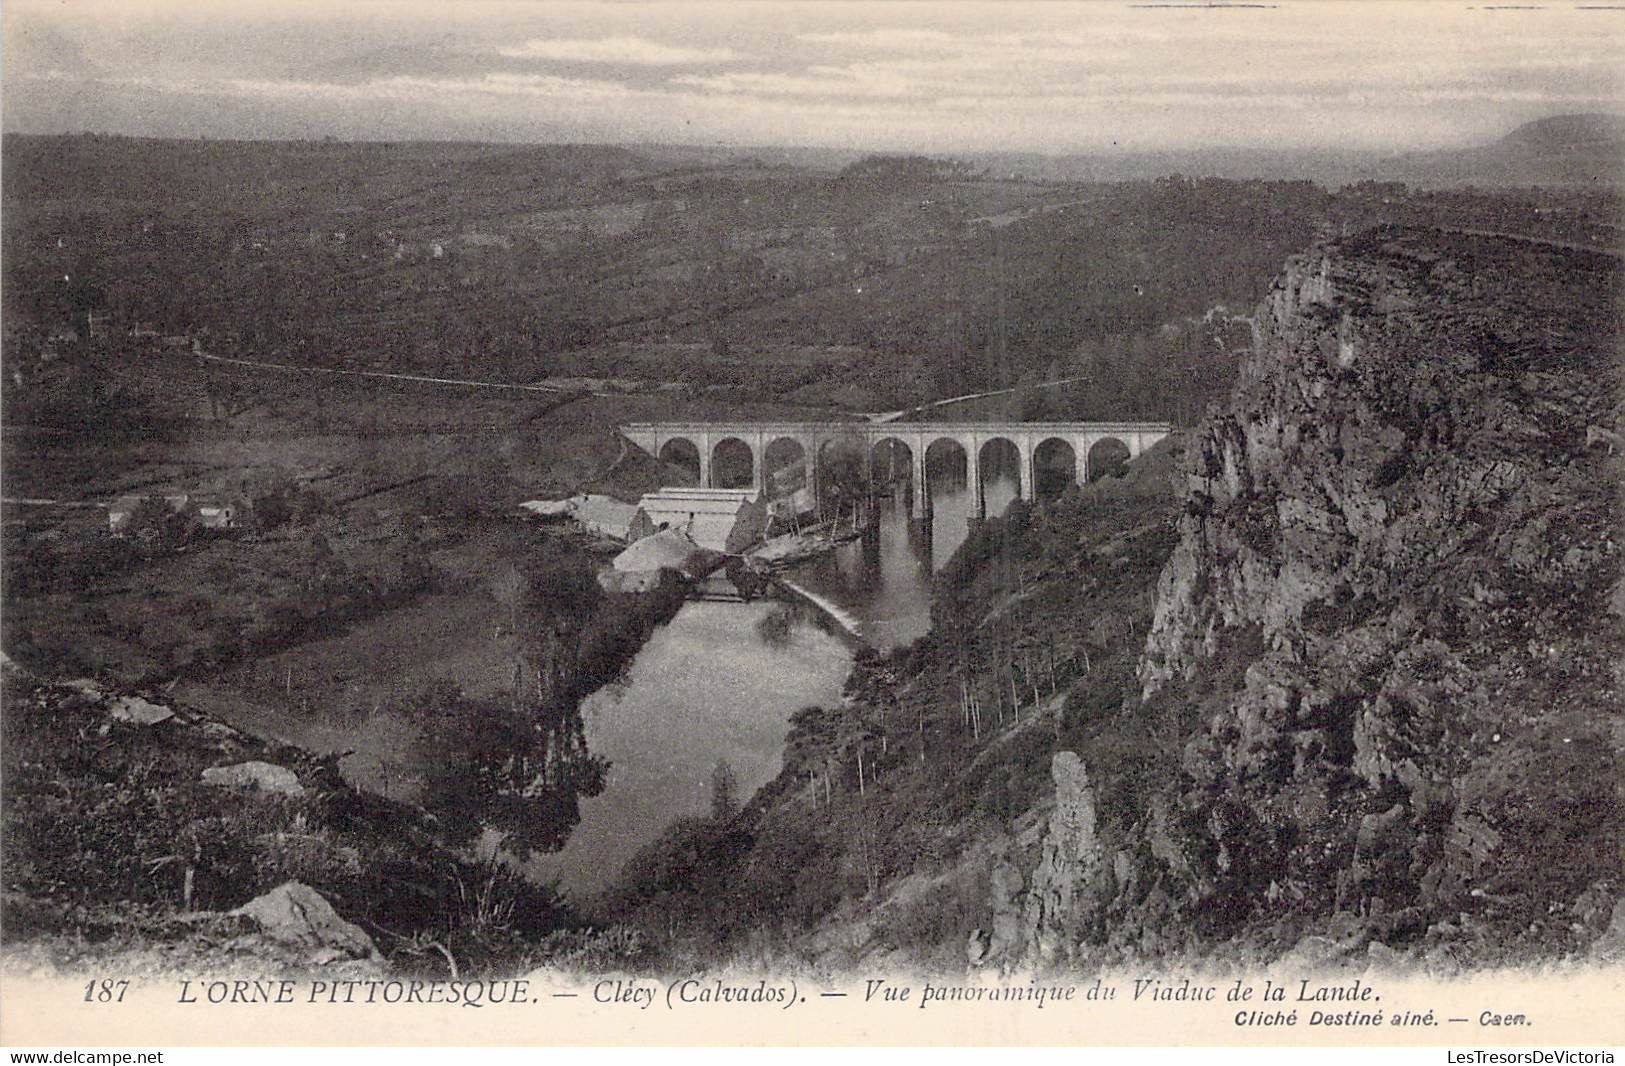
[2,0,1621,1051]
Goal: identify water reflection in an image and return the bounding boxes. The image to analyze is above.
[788,473,1019,652]
[531,602,852,894]
[411,559,624,862]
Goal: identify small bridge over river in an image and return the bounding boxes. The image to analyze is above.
[620,421,1172,518]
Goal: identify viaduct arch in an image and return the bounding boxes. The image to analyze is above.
[624,420,1173,518]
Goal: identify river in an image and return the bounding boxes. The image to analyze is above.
[535,473,1019,895]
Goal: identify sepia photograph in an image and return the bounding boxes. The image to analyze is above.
[0,0,1621,1051]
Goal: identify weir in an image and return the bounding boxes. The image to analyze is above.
[771,575,870,649]
[620,420,1173,518]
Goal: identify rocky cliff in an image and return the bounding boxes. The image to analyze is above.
[999,226,1624,968]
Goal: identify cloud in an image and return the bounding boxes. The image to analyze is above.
[3,2,1621,153]
[497,36,741,66]
[153,71,637,105]
[671,64,920,99]
[799,29,1017,52]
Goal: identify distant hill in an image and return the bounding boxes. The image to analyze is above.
[964,114,1625,189]
[968,146,1374,186]
[1374,113,1625,188]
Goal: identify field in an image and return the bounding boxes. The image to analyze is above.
[0,340,833,766]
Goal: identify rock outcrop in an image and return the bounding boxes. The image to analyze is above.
[231,881,382,964]
[1001,226,1623,964]
[202,761,306,796]
[108,695,175,726]
[1140,227,1622,954]
[1019,753,1112,965]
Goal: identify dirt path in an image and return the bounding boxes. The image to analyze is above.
[1,497,106,508]
[197,350,600,395]
[869,374,1092,423]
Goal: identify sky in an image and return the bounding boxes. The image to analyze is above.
[3,1,1622,154]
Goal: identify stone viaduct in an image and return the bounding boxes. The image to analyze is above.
[619,421,1173,518]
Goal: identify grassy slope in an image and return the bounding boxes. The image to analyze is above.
[0,663,618,977]
[2,136,1345,413]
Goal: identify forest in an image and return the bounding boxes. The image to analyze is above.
[7,137,1613,423]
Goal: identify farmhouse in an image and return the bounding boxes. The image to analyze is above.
[108,494,241,535]
[628,488,767,554]
[195,500,241,530]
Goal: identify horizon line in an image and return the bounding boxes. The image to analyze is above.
[6,109,1622,162]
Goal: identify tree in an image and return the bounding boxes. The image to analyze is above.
[123,495,192,545]
[1009,367,1048,421]
[244,474,296,532]
[710,760,739,820]
[407,552,626,861]
[412,681,608,859]
[491,562,525,636]
[816,434,869,523]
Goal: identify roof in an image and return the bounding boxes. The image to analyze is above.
[637,488,760,517]
[521,493,637,538]
[643,488,758,501]
[611,528,717,578]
